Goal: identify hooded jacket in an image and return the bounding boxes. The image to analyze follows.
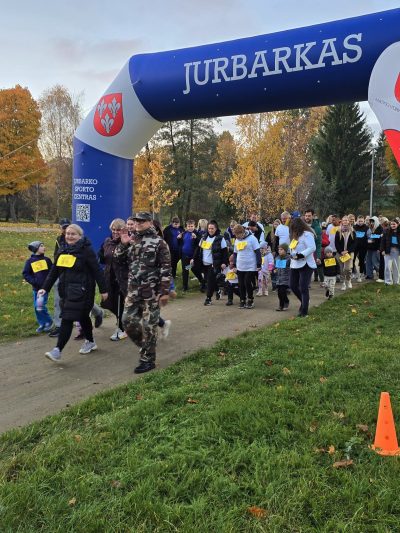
[367,217,383,251]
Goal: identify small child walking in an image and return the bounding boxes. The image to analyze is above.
[223,255,240,306]
[257,244,274,296]
[274,243,290,311]
[22,241,53,332]
[323,246,340,299]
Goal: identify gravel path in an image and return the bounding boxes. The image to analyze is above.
[0,285,329,434]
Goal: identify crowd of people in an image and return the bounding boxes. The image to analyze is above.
[22,209,400,373]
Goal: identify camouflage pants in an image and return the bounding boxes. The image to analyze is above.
[122,300,160,363]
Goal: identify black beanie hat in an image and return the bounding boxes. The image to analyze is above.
[28,241,43,253]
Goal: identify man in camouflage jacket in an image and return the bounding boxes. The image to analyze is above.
[114,212,171,373]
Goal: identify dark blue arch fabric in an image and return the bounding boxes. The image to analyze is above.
[129,9,400,121]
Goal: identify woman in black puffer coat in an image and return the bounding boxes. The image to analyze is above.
[39,224,108,361]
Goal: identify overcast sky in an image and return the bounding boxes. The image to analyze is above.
[2,0,399,136]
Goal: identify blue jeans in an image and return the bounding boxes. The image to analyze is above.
[366,250,380,278]
[33,290,52,327]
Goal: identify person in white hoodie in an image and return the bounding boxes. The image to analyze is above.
[288,217,317,317]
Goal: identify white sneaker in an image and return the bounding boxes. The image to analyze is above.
[45,347,61,361]
[376,279,384,283]
[357,276,362,283]
[79,340,97,354]
[110,328,121,341]
[161,320,171,339]
[347,280,353,289]
[118,331,128,339]
[341,283,347,291]
[256,290,263,297]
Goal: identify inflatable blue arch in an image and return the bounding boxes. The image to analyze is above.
[73,8,400,249]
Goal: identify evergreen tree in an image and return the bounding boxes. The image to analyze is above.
[312,103,372,215]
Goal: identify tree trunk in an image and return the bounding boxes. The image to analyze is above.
[7,194,18,222]
[35,183,40,225]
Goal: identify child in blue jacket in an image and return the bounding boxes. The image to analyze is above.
[22,241,53,332]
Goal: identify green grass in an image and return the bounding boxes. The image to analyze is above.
[0,229,58,343]
[1,285,400,531]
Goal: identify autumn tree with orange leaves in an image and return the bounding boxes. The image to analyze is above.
[0,86,45,221]
[220,109,325,219]
[134,146,178,216]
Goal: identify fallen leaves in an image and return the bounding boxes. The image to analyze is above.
[73,435,82,443]
[314,445,335,455]
[282,367,291,375]
[333,411,345,419]
[356,424,369,433]
[264,359,273,366]
[68,497,77,507]
[333,459,354,469]
[247,506,267,518]
[319,376,327,384]
[187,398,199,404]
[351,308,357,314]
[135,394,143,401]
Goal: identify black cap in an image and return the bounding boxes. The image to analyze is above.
[133,212,152,221]
[59,218,71,228]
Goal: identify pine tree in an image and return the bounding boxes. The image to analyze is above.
[312,103,372,215]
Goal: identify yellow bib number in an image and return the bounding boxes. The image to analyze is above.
[31,260,48,273]
[324,258,336,267]
[340,253,351,263]
[200,240,212,250]
[330,227,338,235]
[236,241,247,251]
[226,271,237,280]
[289,239,298,250]
[56,254,77,268]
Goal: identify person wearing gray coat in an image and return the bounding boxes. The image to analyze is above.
[274,243,291,311]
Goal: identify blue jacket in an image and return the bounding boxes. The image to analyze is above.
[22,254,53,291]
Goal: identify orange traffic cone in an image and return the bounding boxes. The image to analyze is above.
[371,392,400,456]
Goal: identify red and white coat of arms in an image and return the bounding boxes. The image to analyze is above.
[93,93,124,137]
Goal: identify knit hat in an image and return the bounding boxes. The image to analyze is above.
[28,241,43,253]
[325,246,333,254]
[59,218,71,228]
[278,243,289,252]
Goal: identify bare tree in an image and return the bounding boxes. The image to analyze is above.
[39,85,83,220]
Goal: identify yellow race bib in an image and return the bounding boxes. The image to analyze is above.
[330,227,338,235]
[226,271,237,280]
[236,241,248,251]
[56,254,77,268]
[340,253,351,263]
[289,239,298,250]
[31,260,48,273]
[324,258,336,267]
[200,240,212,250]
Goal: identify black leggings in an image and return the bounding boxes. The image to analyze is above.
[289,265,314,316]
[237,270,256,301]
[57,315,93,352]
[204,265,217,299]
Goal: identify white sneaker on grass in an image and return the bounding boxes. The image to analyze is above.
[341,283,347,291]
[79,340,97,354]
[161,320,171,339]
[347,280,353,289]
[45,347,61,362]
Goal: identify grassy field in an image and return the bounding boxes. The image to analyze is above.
[1,229,59,343]
[1,284,400,532]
